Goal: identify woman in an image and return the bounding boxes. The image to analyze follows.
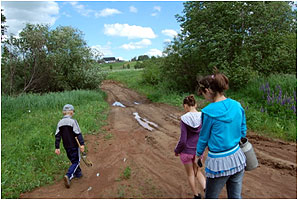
[175,95,206,199]
[196,72,247,199]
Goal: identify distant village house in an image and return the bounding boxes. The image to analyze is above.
[103,57,116,63]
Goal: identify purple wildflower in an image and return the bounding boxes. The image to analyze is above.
[281,98,286,106]
[267,95,273,104]
[291,105,296,114]
[260,84,265,91]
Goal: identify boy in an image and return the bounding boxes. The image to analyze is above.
[55,104,85,188]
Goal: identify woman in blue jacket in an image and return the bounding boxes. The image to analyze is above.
[196,71,247,199]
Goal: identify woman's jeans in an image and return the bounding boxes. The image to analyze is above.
[205,169,245,199]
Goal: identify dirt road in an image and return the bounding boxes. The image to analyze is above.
[21,80,297,199]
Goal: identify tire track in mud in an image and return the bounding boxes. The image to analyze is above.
[20,80,297,199]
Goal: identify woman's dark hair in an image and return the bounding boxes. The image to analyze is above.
[198,68,229,96]
[183,94,196,107]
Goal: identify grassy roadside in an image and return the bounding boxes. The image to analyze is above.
[1,90,109,198]
[107,70,297,141]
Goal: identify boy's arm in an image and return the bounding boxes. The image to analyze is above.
[73,119,85,145]
[55,131,61,149]
[77,133,85,146]
[55,131,61,155]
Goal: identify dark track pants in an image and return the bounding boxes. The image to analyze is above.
[65,147,82,180]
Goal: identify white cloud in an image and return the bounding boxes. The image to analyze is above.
[104,23,157,39]
[153,6,161,12]
[62,12,71,18]
[145,49,163,57]
[129,6,138,13]
[91,44,113,57]
[2,1,59,36]
[151,6,161,17]
[162,29,178,38]
[69,2,121,18]
[164,39,172,43]
[69,1,93,17]
[120,39,152,50]
[95,8,122,17]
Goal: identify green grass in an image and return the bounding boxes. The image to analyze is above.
[107,70,190,108]
[99,61,138,71]
[226,74,297,141]
[122,166,131,180]
[107,70,297,141]
[1,90,109,198]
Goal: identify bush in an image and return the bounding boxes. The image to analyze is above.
[142,59,162,85]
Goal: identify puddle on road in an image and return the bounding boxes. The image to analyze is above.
[133,112,158,131]
[112,101,126,108]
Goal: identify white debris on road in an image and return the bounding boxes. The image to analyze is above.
[133,112,158,131]
[112,101,126,108]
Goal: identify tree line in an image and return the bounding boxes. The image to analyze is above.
[141,1,297,92]
[1,14,105,95]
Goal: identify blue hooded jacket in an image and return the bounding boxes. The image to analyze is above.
[196,98,247,156]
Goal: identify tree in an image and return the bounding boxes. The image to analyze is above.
[1,24,105,95]
[1,9,7,42]
[161,1,297,91]
[137,55,150,61]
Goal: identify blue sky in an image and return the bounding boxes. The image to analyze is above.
[2,1,185,61]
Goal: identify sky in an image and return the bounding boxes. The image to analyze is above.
[1,1,186,61]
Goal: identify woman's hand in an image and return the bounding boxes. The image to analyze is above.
[195,155,203,167]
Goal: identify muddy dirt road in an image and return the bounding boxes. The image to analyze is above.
[21,80,297,199]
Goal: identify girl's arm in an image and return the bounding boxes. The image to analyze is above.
[174,121,188,154]
[241,107,247,138]
[196,113,212,156]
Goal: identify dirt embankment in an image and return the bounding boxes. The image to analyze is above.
[21,80,297,199]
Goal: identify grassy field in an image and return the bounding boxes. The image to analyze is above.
[107,70,297,141]
[99,61,138,71]
[1,90,109,198]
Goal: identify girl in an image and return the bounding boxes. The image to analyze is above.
[196,71,247,199]
[175,95,206,199]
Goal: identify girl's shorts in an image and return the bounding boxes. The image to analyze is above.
[180,153,195,164]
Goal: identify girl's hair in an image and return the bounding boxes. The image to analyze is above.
[198,68,229,96]
[183,94,196,107]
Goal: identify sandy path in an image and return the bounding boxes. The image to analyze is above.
[21,80,297,199]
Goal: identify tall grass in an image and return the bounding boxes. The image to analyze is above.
[107,70,297,141]
[1,90,109,198]
[99,61,138,71]
[226,74,297,141]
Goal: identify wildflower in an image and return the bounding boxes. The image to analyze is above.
[267,95,272,104]
[281,98,286,106]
